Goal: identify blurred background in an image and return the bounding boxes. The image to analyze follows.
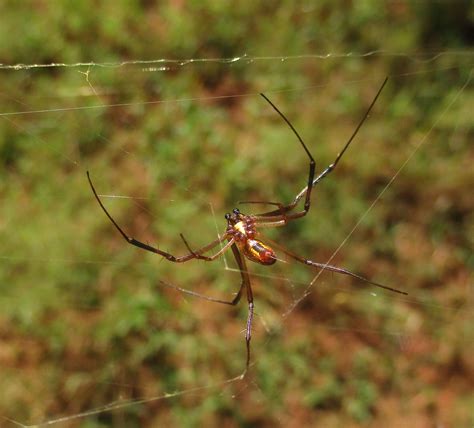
[0,1,473,427]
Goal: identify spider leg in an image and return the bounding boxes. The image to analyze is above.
[155,243,245,305]
[159,243,252,374]
[180,234,235,261]
[238,201,284,208]
[259,234,407,295]
[87,171,227,262]
[258,93,315,220]
[158,277,243,306]
[230,243,253,374]
[251,218,287,228]
[254,78,389,221]
[237,201,290,225]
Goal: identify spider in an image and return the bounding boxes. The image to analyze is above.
[87,77,406,374]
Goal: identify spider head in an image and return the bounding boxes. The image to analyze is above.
[225,208,243,225]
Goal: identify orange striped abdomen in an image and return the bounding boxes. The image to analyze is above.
[242,239,277,265]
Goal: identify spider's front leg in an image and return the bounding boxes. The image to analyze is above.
[249,78,389,222]
[87,171,227,263]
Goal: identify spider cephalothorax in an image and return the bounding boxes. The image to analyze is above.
[226,208,276,266]
[87,77,406,374]
[225,208,256,239]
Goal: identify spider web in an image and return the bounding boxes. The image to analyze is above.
[0,49,473,427]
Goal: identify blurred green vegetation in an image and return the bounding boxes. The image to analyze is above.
[0,1,473,427]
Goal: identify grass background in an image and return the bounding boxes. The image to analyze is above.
[0,1,473,427]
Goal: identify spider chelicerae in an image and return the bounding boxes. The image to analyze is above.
[87,77,406,374]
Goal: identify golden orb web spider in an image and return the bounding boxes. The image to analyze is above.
[87,77,407,374]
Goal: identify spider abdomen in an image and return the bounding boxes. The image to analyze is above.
[243,239,277,265]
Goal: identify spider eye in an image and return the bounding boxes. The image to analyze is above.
[233,208,240,215]
[225,213,231,220]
